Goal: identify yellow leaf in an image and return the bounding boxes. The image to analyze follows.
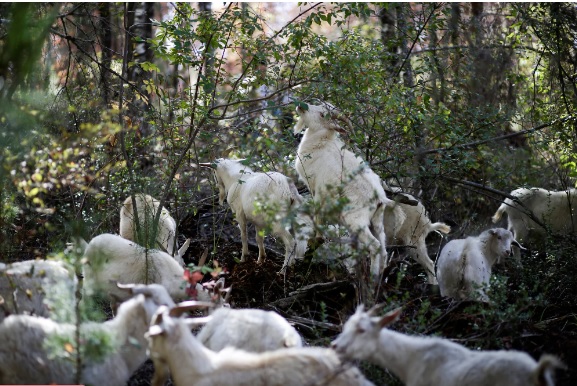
[32,173,43,182]
[64,342,74,353]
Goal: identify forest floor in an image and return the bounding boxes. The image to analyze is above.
[124,201,577,386]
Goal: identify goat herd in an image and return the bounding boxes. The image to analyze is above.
[0,101,574,385]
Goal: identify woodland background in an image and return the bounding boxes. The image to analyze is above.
[1,2,576,385]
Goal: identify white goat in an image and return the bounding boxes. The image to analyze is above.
[331,305,564,386]
[0,259,77,323]
[120,193,190,266]
[492,187,577,256]
[436,228,523,301]
[384,191,451,285]
[195,307,302,352]
[199,158,311,273]
[81,233,229,305]
[294,101,392,277]
[146,302,375,386]
[0,284,175,386]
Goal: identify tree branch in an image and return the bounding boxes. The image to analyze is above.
[373,115,575,166]
[50,28,149,102]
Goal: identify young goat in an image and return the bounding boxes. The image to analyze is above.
[294,101,391,278]
[0,259,77,323]
[0,284,175,386]
[436,228,523,301]
[195,307,303,352]
[492,187,577,258]
[120,193,190,266]
[146,302,374,386]
[200,158,311,273]
[81,233,229,306]
[332,305,564,386]
[383,191,451,285]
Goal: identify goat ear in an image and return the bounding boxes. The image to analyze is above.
[150,306,167,326]
[147,324,165,337]
[489,229,498,236]
[378,307,402,328]
[178,238,191,257]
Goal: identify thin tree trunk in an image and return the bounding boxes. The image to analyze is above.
[129,2,154,138]
[379,4,400,84]
[450,3,461,90]
[98,2,112,105]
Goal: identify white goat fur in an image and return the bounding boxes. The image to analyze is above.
[120,194,189,266]
[81,233,225,305]
[332,306,563,386]
[436,228,517,301]
[294,102,391,276]
[146,305,374,386]
[0,285,175,386]
[384,191,451,284]
[492,187,577,251]
[206,158,311,271]
[196,307,302,352]
[0,259,76,323]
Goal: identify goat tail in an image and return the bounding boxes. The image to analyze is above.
[286,177,303,208]
[492,203,507,223]
[429,222,451,235]
[534,354,565,386]
[283,333,301,348]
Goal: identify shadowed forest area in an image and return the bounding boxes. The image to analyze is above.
[1,2,577,385]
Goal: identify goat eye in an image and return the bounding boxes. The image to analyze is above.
[320,112,325,118]
[357,327,365,334]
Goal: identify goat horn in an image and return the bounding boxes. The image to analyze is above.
[222,146,237,158]
[223,285,233,303]
[184,316,213,328]
[512,240,527,251]
[198,247,209,268]
[116,283,158,298]
[116,282,135,290]
[330,111,354,132]
[169,301,215,317]
[156,241,169,254]
[367,302,388,316]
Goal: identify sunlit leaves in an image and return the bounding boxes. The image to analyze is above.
[8,110,122,211]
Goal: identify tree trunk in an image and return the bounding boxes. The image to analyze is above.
[128,2,154,138]
[378,4,400,84]
[449,3,461,105]
[98,2,112,106]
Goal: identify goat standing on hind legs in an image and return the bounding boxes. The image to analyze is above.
[293,101,392,280]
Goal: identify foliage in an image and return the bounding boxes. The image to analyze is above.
[1,2,577,384]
